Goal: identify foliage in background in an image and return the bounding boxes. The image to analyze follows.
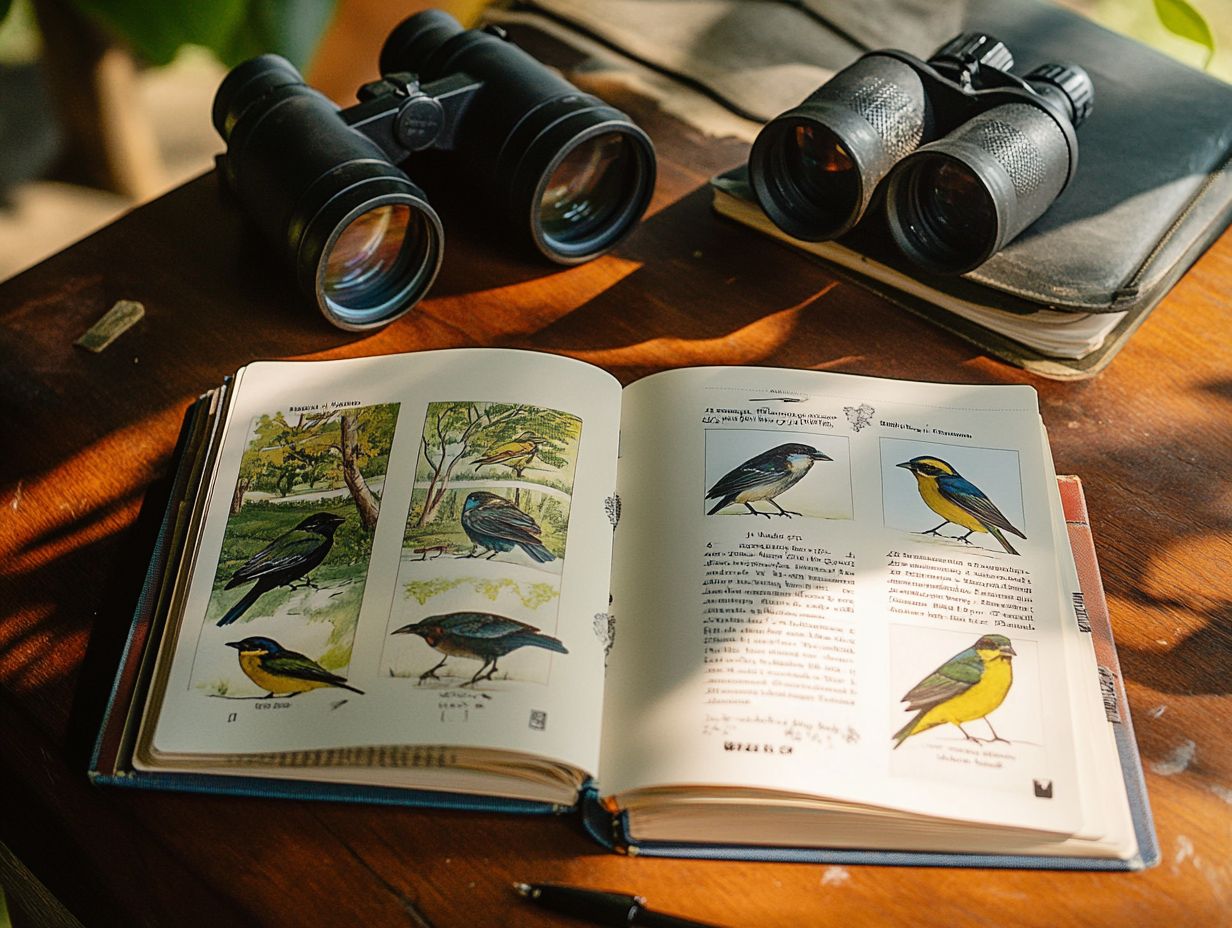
[0,0,38,64]
[1084,0,1226,79]
[404,577,561,609]
[0,0,335,69]
[1153,0,1215,66]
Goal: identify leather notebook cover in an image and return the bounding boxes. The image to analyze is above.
[952,0,1232,314]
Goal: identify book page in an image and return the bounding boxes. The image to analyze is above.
[138,349,621,782]
[600,367,1085,835]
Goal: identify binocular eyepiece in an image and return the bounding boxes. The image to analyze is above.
[749,33,1093,274]
[213,10,656,330]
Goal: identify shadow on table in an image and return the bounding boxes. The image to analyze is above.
[511,182,994,383]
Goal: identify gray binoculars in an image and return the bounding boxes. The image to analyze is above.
[748,33,1094,274]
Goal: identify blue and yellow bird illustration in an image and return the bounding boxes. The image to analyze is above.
[217,512,345,625]
[892,633,1017,749]
[706,443,832,517]
[460,491,555,563]
[393,611,568,686]
[225,636,364,698]
[473,431,549,479]
[897,456,1026,555]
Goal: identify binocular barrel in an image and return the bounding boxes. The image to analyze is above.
[886,101,1073,272]
[213,11,656,330]
[748,35,1092,274]
[381,11,656,264]
[214,55,443,330]
[748,55,928,242]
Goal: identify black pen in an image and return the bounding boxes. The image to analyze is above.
[514,882,725,928]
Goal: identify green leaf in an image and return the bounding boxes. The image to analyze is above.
[74,0,248,65]
[71,0,335,69]
[1153,0,1216,66]
[219,0,336,69]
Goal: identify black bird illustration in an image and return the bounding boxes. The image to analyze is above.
[460,491,555,563]
[217,512,345,626]
[706,443,832,517]
[393,611,568,686]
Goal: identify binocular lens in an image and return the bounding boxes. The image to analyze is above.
[538,132,636,249]
[783,124,858,225]
[749,119,863,241]
[320,204,434,326]
[894,156,997,273]
[216,14,657,330]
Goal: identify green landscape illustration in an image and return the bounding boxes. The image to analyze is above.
[401,401,581,567]
[195,403,399,697]
[386,400,581,686]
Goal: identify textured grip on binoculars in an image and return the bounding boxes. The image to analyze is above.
[749,54,928,240]
[818,61,926,164]
[944,103,1069,221]
[807,55,928,181]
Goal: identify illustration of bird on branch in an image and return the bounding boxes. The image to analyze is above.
[473,431,550,479]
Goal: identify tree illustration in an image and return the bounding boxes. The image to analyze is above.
[233,405,399,531]
[415,402,581,526]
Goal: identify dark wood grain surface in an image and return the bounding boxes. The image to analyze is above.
[1,25,1229,928]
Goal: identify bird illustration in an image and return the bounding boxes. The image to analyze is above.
[460,491,555,563]
[393,611,568,686]
[706,443,832,517]
[473,431,550,479]
[892,633,1017,749]
[216,512,345,626]
[897,456,1026,555]
[225,635,364,698]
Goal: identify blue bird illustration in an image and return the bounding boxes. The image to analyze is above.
[393,611,568,686]
[217,512,345,626]
[897,456,1026,555]
[225,635,364,697]
[706,443,832,517]
[460,491,555,563]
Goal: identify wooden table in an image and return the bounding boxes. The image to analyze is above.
[1,25,1229,928]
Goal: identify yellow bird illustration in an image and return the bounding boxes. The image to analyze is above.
[892,634,1016,749]
[473,431,549,479]
[225,636,364,698]
[897,456,1026,555]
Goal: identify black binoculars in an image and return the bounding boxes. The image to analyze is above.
[213,10,656,330]
[749,33,1093,274]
